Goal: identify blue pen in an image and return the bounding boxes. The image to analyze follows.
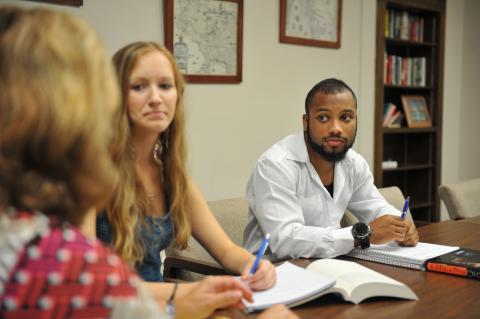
[250,233,270,275]
[401,196,410,219]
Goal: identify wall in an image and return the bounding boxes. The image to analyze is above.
[185,0,375,200]
[459,0,480,180]
[441,0,464,220]
[441,0,480,219]
[4,0,375,200]
[3,0,479,218]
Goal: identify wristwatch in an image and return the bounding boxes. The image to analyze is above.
[352,222,371,249]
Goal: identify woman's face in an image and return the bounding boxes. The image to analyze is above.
[127,51,178,136]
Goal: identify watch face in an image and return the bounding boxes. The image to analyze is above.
[353,223,370,237]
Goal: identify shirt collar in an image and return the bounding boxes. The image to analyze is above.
[285,132,310,163]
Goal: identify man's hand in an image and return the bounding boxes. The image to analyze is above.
[369,215,408,245]
[174,276,253,319]
[397,218,419,246]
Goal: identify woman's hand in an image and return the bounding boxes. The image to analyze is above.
[174,276,252,319]
[257,304,299,319]
[241,259,276,291]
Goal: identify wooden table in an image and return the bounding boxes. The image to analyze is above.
[214,219,480,319]
[458,215,480,225]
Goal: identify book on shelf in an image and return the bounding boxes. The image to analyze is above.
[386,111,404,128]
[347,242,459,270]
[426,248,480,280]
[382,103,397,127]
[243,259,417,311]
[384,54,426,87]
[385,8,424,42]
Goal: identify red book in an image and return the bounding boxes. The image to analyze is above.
[383,103,397,127]
[426,248,480,280]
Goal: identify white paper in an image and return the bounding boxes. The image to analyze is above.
[243,262,335,311]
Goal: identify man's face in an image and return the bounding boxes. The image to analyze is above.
[303,91,357,163]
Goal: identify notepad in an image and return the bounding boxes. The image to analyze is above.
[347,242,459,270]
[243,262,335,311]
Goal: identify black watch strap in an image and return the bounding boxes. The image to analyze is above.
[358,236,370,249]
[352,222,371,249]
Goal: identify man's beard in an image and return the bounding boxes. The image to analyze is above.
[305,123,356,163]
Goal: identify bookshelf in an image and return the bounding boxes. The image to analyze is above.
[374,0,446,226]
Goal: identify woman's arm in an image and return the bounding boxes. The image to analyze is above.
[185,179,276,290]
[143,281,198,301]
[143,277,254,319]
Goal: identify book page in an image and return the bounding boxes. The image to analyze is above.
[307,259,418,304]
[243,262,335,311]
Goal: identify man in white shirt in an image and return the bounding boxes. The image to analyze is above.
[244,78,419,261]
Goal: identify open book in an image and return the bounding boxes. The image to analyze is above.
[306,259,417,304]
[347,242,459,270]
[243,259,417,311]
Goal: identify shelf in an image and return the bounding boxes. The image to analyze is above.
[384,85,435,90]
[410,200,434,209]
[383,164,433,172]
[386,38,436,47]
[375,0,445,224]
[383,127,437,134]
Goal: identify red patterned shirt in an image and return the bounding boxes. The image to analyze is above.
[0,209,163,319]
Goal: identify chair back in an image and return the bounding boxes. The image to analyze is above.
[341,186,412,227]
[438,178,480,220]
[165,197,248,281]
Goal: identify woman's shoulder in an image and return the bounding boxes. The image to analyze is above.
[0,209,143,318]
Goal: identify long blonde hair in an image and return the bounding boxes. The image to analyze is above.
[0,6,119,224]
[107,42,190,266]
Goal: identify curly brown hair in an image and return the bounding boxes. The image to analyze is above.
[0,6,119,225]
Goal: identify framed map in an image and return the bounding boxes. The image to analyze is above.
[164,0,243,83]
[280,0,342,49]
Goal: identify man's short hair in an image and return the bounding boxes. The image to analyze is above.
[304,78,357,114]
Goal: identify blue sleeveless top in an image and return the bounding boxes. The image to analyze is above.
[96,212,174,282]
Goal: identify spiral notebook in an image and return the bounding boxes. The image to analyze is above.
[347,242,459,270]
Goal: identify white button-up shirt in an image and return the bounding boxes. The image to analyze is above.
[244,133,401,260]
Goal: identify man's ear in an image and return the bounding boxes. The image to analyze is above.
[302,114,308,132]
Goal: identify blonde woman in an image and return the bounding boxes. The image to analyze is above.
[97,42,276,297]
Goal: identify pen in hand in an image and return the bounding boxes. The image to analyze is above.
[249,233,270,276]
[401,196,410,219]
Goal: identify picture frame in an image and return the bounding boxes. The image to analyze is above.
[164,0,243,84]
[24,0,83,6]
[279,0,342,49]
[401,95,432,128]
